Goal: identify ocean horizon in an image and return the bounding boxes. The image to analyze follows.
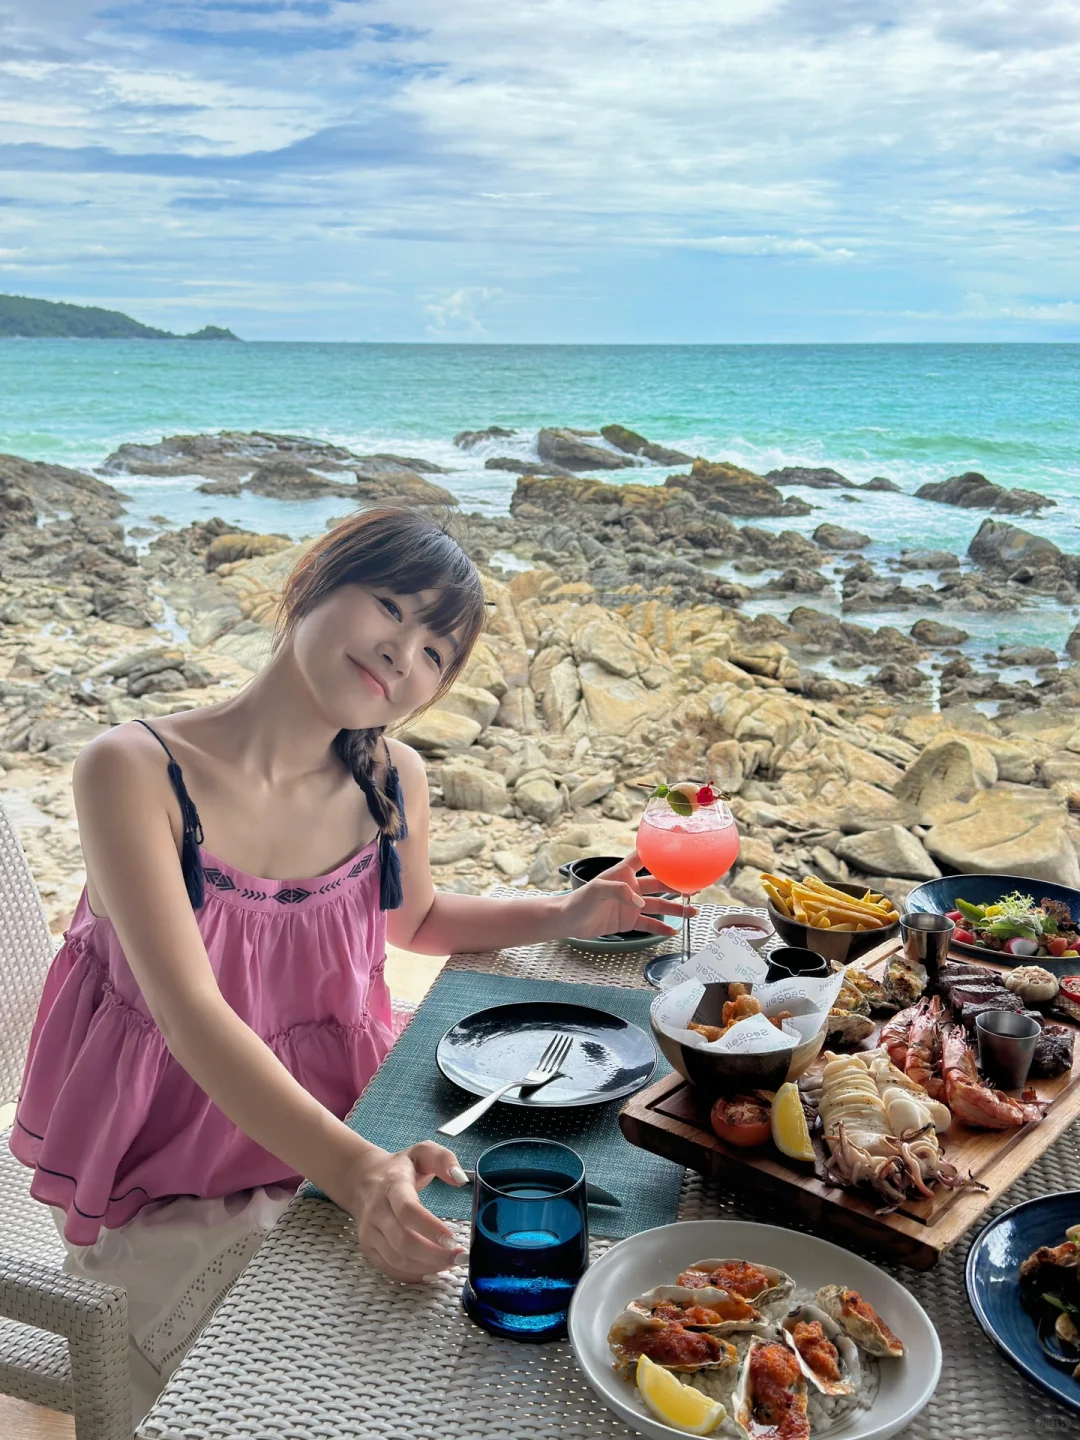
[3,339,1079,663]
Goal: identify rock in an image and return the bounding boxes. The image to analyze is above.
[569,773,616,809]
[997,645,1058,667]
[396,710,482,753]
[484,457,572,477]
[916,472,1055,515]
[765,466,855,489]
[671,459,806,518]
[1065,625,1080,662]
[428,832,487,865]
[600,425,693,466]
[895,734,998,821]
[601,789,633,821]
[242,462,359,500]
[705,739,748,792]
[454,426,516,448]
[540,657,582,731]
[813,523,871,550]
[910,618,970,647]
[195,478,243,496]
[871,662,928,695]
[436,685,500,731]
[815,778,905,831]
[210,620,273,672]
[536,427,635,471]
[898,550,960,571]
[968,519,1062,571]
[515,775,563,825]
[862,476,902,492]
[492,849,528,877]
[440,762,511,815]
[205,533,292,570]
[834,825,941,881]
[573,618,645,678]
[128,667,188,697]
[924,788,1080,887]
[578,663,671,738]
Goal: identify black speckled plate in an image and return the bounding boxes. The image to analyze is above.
[435,1001,657,1109]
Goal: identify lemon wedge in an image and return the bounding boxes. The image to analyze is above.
[771,1081,815,1162]
[635,1354,727,1435]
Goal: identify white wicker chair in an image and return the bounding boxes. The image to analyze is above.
[0,799,131,1436]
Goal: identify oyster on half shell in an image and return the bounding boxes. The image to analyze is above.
[625,1284,769,1335]
[732,1335,810,1440]
[815,1284,905,1358]
[607,1309,739,1378]
[780,1302,861,1396]
[675,1259,795,1313]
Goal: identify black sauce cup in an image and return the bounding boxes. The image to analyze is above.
[764,945,832,984]
[558,856,666,941]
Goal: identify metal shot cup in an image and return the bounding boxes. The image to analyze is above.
[975,1010,1040,1091]
[900,912,954,985]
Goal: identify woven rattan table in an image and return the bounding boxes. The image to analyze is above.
[137,900,1080,1440]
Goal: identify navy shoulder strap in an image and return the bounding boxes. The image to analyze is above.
[134,720,206,910]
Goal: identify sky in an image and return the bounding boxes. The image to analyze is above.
[1,0,1079,342]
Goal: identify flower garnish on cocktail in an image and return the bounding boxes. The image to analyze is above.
[637,781,740,964]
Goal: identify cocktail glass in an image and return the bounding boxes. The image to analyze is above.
[636,781,740,966]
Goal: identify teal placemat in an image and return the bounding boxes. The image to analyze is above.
[301,968,683,1239]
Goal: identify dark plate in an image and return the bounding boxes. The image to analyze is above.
[966,1190,1080,1417]
[435,1001,657,1109]
[907,873,1080,968]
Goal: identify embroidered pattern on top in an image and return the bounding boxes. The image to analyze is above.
[203,850,373,905]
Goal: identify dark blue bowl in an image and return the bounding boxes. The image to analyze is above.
[966,1190,1080,1418]
[906,873,1080,967]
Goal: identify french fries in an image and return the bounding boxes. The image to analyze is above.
[761,872,897,931]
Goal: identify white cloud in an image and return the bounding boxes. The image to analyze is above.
[0,0,1078,337]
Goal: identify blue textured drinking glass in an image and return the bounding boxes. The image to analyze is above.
[462,1139,589,1342]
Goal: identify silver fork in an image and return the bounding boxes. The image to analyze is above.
[437,1033,574,1137]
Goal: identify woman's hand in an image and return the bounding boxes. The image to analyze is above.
[342,1140,470,1283]
[557,849,696,940]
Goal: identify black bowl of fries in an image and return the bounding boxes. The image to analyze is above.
[761,873,900,965]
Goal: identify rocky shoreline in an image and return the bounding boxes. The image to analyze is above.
[1,426,1078,937]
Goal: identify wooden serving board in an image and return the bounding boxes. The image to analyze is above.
[620,940,1080,1270]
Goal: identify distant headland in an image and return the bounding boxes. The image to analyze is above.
[0,294,241,341]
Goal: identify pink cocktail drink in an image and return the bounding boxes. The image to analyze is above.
[637,806,740,896]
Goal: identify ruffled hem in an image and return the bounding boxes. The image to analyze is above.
[13,957,393,1246]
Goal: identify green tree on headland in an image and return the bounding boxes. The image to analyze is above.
[0,294,241,340]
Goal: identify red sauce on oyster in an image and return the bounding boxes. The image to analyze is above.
[677,1260,770,1299]
[749,1343,810,1440]
[791,1321,841,1383]
[840,1288,903,1352]
[622,1323,725,1367]
[652,1302,722,1326]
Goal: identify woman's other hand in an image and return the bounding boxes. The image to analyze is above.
[343,1140,469,1282]
[557,849,695,939]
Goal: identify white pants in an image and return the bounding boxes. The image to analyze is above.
[52,1185,295,1431]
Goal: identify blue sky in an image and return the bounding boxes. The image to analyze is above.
[1,0,1079,341]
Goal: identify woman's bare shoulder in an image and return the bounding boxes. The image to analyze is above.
[385,735,426,782]
[73,720,173,801]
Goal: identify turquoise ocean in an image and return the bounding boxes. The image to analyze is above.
[2,341,1079,660]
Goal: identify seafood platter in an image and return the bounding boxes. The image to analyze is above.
[569,1218,940,1440]
[622,878,1080,1269]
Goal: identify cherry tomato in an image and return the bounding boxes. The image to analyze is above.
[1046,936,1069,958]
[953,928,976,946]
[710,1095,772,1148]
[945,910,963,924]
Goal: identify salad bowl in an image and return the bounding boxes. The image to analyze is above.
[906,873,1080,966]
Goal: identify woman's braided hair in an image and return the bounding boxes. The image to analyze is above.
[274,507,487,906]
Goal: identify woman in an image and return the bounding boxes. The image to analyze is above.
[11,507,687,1421]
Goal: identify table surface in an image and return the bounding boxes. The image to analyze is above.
[136,898,1080,1440]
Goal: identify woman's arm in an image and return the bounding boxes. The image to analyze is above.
[73,730,466,1281]
[386,740,690,954]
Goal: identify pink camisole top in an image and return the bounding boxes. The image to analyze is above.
[10,723,395,1245]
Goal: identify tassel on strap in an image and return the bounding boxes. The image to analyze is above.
[378,763,407,910]
[167,757,205,910]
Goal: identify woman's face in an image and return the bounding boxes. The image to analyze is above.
[290,584,461,730]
